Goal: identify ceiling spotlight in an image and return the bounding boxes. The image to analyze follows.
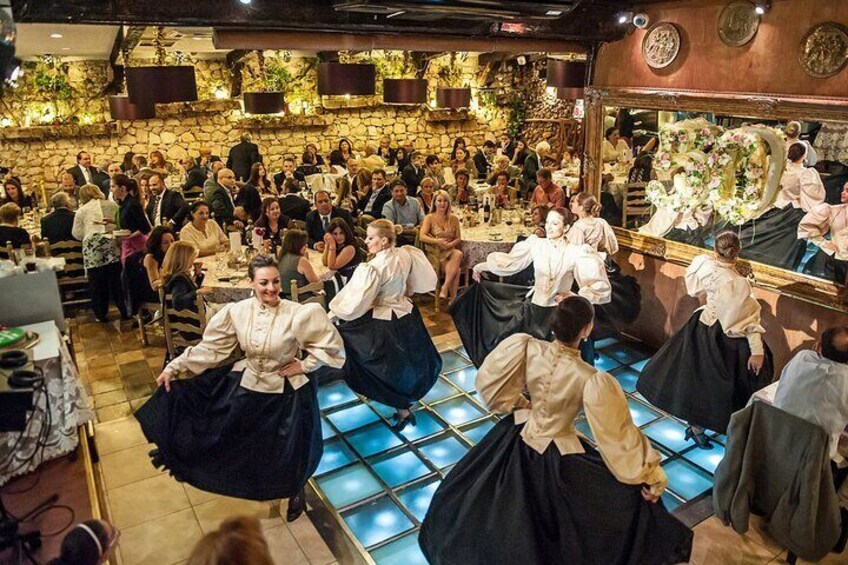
[546,10,562,16]
[50,32,63,39]
[633,13,649,29]
[517,55,527,66]
[754,0,770,15]
[617,12,633,25]
[238,0,251,5]
[386,10,405,19]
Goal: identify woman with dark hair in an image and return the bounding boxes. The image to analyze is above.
[2,178,35,210]
[297,151,321,178]
[395,146,410,171]
[121,151,137,175]
[142,225,175,299]
[420,297,693,565]
[49,519,119,565]
[530,205,548,238]
[510,138,530,167]
[305,143,325,166]
[255,197,289,256]
[278,229,323,300]
[137,254,345,520]
[149,150,174,177]
[449,137,467,161]
[235,172,263,223]
[246,162,276,197]
[337,138,356,163]
[328,149,347,175]
[637,232,774,449]
[322,217,364,285]
[334,176,358,212]
[108,173,152,264]
[180,201,228,257]
[450,207,610,368]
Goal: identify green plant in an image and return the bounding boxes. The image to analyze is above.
[265,65,292,93]
[506,95,527,138]
[32,67,73,99]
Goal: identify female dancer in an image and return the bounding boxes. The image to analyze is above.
[136,254,345,520]
[420,297,693,565]
[799,180,848,285]
[637,231,774,448]
[450,207,610,367]
[569,192,641,338]
[329,219,440,430]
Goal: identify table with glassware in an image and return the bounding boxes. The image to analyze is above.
[602,163,632,207]
[453,206,532,268]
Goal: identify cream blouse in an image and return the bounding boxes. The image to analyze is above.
[180,220,228,256]
[773,162,825,212]
[798,203,848,261]
[330,245,437,321]
[164,298,345,393]
[478,333,667,495]
[568,217,619,256]
[472,235,611,307]
[685,255,765,355]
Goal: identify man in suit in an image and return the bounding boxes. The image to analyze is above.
[499,133,516,160]
[273,157,305,189]
[146,173,188,228]
[181,156,207,201]
[203,160,225,196]
[401,152,426,195]
[306,190,354,251]
[376,136,397,166]
[40,192,75,243]
[226,133,262,183]
[198,148,221,177]
[278,178,311,222]
[100,163,122,198]
[67,151,99,187]
[204,167,242,228]
[358,169,393,219]
[474,140,496,177]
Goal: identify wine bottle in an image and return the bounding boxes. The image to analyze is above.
[483,196,491,225]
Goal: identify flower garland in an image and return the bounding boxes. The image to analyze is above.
[656,120,719,172]
[705,129,773,226]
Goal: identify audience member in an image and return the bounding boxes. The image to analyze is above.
[121,151,137,175]
[602,127,632,163]
[425,154,446,188]
[452,170,476,207]
[530,168,565,209]
[146,173,188,228]
[306,190,354,251]
[449,137,467,161]
[180,201,228,257]
[278,178,311,222]
[499,133,516,159]
[56,171,79,207]
[338,138,356,162]
[328,149,348,175]
[334,176,357,213]
[361,144,386,171]
[67,150,99,187]
[382,179,423,246]
[255,197,288,255]
[511,138,530,167]
[417,177,437,215]
[143,225,175,299]
[40,192,76,243]
[273,157,306,188]
[278,228,323,300]
[377,136,397,166]
[419,189,464,302]
[474,140,496,177]
[148,150,174,178]
[202,160,225,196]
[234,176,263,223]
[305,143,325,166]
[162,240,208,311]
[322,217,364,285]
[487,154,521,185]
[226,133,262,183]
[297,151,321,178]
[2,178,35,210]
[0,202,31,249]
[358,169,392,219]
[183,156,208,195]
[205,167,240,228]
[491,171,513,208]
[450,146,477,180]
[401,151,426,194]
[246,162,276,197]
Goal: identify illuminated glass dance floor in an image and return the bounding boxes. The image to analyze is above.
[311,337,723,564]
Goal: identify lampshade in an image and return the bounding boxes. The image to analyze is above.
[383,79,428,104]
[556,87,584,100]
[126,66,198,104]
[243,91,286,115]
[108,95,156,120]
[436,87,472,109]
[317,63,376,96]
[546,59,586,89]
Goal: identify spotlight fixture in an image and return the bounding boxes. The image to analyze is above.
[633,13,650,29]
[546,10,562,16]
[516,55,527,66]
[754,0,770,15]
[617,12,633,25]
[238,0,252,5]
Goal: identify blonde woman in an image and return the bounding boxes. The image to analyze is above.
[334,176,358,212]
[419,190,463,302]
[161,240,208,311]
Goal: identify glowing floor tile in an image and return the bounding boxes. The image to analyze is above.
[604,344,649,365]
[642,418,692,453]
[346,422,403,459]
[418,435,469,469]
[315,462,383,508]
[595,337,620,349]
[327,403,380,433]
[371,531,428,565]
[397,479,441,522]
[445,366,477,393]
[431,397,486,426]
[662,492,684,512]
[370,449,431,488]
[630,358,649,372]
[627,398,662,427]
[662,458,713,501]
[440,351,472,373]
[397,410,445,442]
[342,496,415,549]
[574,418,595,442]
[321,418,336,440]
[318,380,359,411]
[423,378,462,403]
[612,367,640,393]
[460,419,496,445]
[595,353,622,372]
[681,442,726,474]
[315,438,356,476]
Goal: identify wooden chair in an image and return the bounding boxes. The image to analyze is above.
[621,182,652,230]
[181,184,205,204]
[290,279,325,308]
[162,288,206,361]
[137,300,162,347]
[49,239,90,309]
[0,242,15,263]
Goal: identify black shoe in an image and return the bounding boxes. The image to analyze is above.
[684,426,713,450]
[287,490,306,522]
[149,448,164,469]
[392,410,417,432]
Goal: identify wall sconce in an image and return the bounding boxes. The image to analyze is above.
[0,117,10,127]
[214,86,228,100]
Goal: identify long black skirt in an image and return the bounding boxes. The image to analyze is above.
[665,225,709,249]
[336,307,441,409]
[802,248,848,284]
[135,365,322,501]
[731,206,807,271]
[636,313,774,433]
[419,416,693,565]
[593,258,641,340]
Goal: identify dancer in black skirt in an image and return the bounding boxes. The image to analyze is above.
[569,191,641,339]
[450,207,610,367]
[136,254,345,520]
[799,180,848,285]
[420,297,693,565]
[637,232,774,448]
[328,219,441,430]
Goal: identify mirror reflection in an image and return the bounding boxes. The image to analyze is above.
[601,106,848,286]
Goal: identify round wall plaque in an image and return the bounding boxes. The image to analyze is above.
[799,22,848,78]
[718,1,760,47]
[642,22,682,69]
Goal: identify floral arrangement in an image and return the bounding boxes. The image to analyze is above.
[655,119,719,172]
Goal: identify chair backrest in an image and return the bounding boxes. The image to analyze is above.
[0,242,15,263]
[622,182,652,229]
[305,173,324,191]
[161,287,206,359]
[182,184,205,204]
[49,239,85,280]
[290,278,325,308]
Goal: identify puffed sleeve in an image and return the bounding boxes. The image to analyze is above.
[572,246,612,305]
[799,168,826,212]
[474,235,536,276]
[329,263,380,321]
[566,222,589,246]
[714,277,765,356]
[583,372,667,494]
[164,304,239,376]
[798,203,833,253]
[684,254,713,298]
[475,333,532,414]
[601,220,619,255]
[402,245,438,295]
[293,303,346,373]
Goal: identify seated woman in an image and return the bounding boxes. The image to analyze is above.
[180,201,228,257]
[799,180,848,284]
[161,240,207,312]
[296,151,321,178]
[255,197,289,257]
[278,229,323,301]
[489,171,513,208]
[417,177,437,215]
[530,205,548,238]
[450,146,477,181]
[487,155,520,186]
[419,190,464,303]
[334,176,358,213]
[143,226,175,298]
[602,127,632,163]
[450,207,610,368]
[0,202,32,249]
[328,149,348,175]
[322,218,364,286]
[637,232,774,448]
[329,219,440,429]
[451,171,476,207]
[2,178,35,211]
[305,142,326,167]
[246,162,276,198]
[420,297,693,565]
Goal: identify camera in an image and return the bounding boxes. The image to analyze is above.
[633,13,650,29]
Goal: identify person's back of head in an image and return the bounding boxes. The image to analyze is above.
[821,326,848,364]
[49,520,114,565]
[188,516,273,565]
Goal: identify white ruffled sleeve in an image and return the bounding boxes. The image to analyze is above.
[473,235,536,276]
[798,168,826,212]
[165,304,239,376]
[475,333,532,414]
[684,254,714,298]
[293,303,346,373]
[600,220,619,255]
[401,245,438,295]
[329,263,381,321]
[798,204,834,254]
[573,246,612,305]
[714,277,765,355]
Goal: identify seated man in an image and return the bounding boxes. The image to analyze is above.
[382,179,424,247]
[530,168,565,209]
[273,157,306,189]
[305,190,354,251]
[0,202,33,249]
[40,192,76,243]
[358,169,393,220]
[278,178,310,222]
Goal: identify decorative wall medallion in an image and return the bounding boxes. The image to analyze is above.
[718,1,760,47]
[642,22,682,69]
[800,22,848,78]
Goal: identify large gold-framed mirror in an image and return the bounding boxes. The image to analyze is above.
[583,87,848,312]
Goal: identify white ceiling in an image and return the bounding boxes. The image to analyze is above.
[14,23,121,60]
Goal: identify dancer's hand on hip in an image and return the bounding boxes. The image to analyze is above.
[748,354,764,375]
[279,360,304,378]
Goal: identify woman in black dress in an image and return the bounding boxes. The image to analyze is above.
[255,197,289,257]
[2,178,35,211]
[420,297,693,565]
[137,254,345,520]
[109,174,152,264]
[321,217,364,286]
